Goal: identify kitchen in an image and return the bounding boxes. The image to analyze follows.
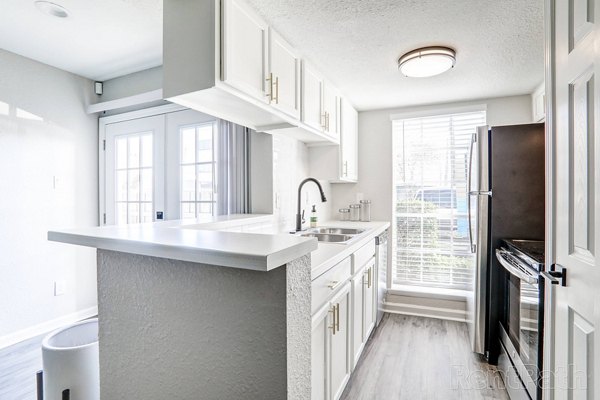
[0,0,598,400]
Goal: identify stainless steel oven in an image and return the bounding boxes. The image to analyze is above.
[495,240,544,400]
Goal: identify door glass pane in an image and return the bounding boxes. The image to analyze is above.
[179,122,217,218]
[141,134,153,168]
[112,130,154,225]
[128,170,140,202]
[181,127,196,164]
[141,203,153,223]
[128,203,140,224]
[181,165,196,202]
[181,202,196,219]
[140,168,153,202]
[128,136,140,168]
[116,137,127,169]
[116,171,127,201]
[197,125,213,163]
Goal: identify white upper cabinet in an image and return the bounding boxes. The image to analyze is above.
[222,0,269,102]
[302,61,325,132]
[340,98,358,181]
[268,29,301,119]
[322,81,340,140]
[164,0,345,144]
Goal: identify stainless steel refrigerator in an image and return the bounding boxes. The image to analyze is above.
[466,123,545,361]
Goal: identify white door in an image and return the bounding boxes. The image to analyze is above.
[165,110,219,220]
[104,115,165,225]
[330,283,351,400]
[222,0,268,102]
[268,29,300,119]
[302,62,324,132]
[551,0,600,398]
[311,303,331,400]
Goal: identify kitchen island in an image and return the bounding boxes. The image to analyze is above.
[48,215,389,400]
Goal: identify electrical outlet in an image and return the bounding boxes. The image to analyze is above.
[54,280,66,296]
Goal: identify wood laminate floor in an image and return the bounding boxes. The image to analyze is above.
[0,333,44,400]
[340,314,510,400]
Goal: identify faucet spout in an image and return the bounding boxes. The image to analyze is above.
[296,178,327,232]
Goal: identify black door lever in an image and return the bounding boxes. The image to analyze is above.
[541,264,567,286]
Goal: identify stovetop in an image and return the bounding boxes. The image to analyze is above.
[503,239,545,265]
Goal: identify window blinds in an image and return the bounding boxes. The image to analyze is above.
[392,111,486,290]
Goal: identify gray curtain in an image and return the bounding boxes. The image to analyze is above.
[217,120,252,215]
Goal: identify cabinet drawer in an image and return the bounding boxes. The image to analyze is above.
[312,257,351,314]
[352,241,376,274]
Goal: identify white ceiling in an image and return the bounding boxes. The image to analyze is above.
[0,0,163,81]
[0,0,544,111]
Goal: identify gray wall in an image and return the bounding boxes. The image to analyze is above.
[0,49,99,346]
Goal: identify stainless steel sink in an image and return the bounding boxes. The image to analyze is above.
[308,227,366,235]
[300,233,354,243]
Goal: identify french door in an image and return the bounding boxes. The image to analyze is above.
[104,115,165,225]
[101,107,218,225]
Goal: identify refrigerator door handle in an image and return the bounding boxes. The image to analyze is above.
[467,132,477,254]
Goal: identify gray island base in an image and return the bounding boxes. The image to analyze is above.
[97,249,311,400]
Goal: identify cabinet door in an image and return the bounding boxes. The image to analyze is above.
[302,62,324,131]
[330,283,351,400]
[322,82,339,139]
[222,0,268,102]
[312,304,331,400]
[363,262,376,339]
[351,269,365,368]
[268,29,300,119]
[340,99,358,181]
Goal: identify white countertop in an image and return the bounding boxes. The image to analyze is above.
[48,214,317,271]
[308,220,390,279]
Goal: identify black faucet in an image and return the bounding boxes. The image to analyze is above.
[296,178,327,232]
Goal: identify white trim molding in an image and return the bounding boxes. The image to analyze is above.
[389,103,487,121]
[383,291,467,322]
[0,306,98,350]
[87,89,164,114]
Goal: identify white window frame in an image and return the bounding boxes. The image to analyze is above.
[390,106,487,292]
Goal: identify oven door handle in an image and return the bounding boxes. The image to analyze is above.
[495,249,538,285]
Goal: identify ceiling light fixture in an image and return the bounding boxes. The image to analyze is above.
[34,1,70,18]
[398,46,456,78]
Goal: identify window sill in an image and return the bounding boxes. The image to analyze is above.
[388,285,469,302]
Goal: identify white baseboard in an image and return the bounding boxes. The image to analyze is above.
[0,306,98,350]
[383,299,467,323]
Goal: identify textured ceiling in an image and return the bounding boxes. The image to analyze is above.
[0,0,544,110]
[0,0,162,81]
[245,0,545,110]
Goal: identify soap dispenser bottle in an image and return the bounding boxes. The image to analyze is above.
[310,205,318,228]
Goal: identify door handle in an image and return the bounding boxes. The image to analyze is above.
[541,264,567,286]
[467,132,476,254]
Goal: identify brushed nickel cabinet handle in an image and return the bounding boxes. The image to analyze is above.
[327,280,342,291]
[274,76,279,104]
[265,73,273,102]
[329,306,336,335]
[335,303,340,333]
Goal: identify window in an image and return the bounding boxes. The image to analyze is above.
[392,110,486,290]
[179,123,218,218]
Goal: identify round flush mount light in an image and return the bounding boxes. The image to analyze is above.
[34,1,70,18]
[398,46,456,78]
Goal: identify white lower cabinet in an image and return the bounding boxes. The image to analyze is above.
[311,240,378,399]
[311,282,351,400]
[351,266,365,368]
[363,261,376,339]
[330,284,351,400]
